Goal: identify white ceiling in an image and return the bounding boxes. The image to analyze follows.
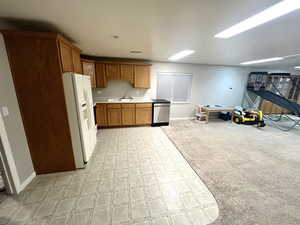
[1,0,300,71]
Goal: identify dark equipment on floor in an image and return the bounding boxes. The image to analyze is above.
[219,112,232,121]
[233,107,266,127]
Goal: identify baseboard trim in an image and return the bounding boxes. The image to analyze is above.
[17,171,36,193]
[170,117,195,121]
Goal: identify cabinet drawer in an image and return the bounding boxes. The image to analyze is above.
[136,103,152,108]
[122,103,135,109]
[107,104,121,109]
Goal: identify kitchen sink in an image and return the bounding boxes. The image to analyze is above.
[107,98,121,102]
[120,99,132,102]
[107,98,133,102]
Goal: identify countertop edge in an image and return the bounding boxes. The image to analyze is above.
[94,100,153,104]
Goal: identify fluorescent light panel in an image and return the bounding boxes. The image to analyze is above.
[168,50,195,61]
[294,66,300,69]
[241,57,283,65]
[215,0,300,39]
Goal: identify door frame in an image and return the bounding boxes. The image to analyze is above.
[0,112,18,194]
[0,142,14,194]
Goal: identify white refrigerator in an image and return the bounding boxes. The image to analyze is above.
[63,73,97,168]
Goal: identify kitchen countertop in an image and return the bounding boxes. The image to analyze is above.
[93,98,153,104]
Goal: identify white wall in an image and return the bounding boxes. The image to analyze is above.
[93,62,251,119]
[93,80,152,99]
[0,21,35,193]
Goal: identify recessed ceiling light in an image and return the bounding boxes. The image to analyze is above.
[168,50,195,61]
[215,0,300,39]
[294,66,300,69]
[240,57,284,65]
[130,50,142,54]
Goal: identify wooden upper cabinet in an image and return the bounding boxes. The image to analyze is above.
[80,60,151,88]
[134,65,151,88]
[59,40,82,74]
[59,42,73,73]
[72,48,82,74]
[120,64,134,83]
[82,59,96,88]
[105,63,120,80]
[95,63,107,88]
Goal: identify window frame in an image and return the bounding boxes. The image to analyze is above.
[156,72,193,104]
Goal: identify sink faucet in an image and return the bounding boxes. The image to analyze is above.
[121,95,132,100]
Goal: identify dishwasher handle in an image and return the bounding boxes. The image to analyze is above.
[154,103,170,107]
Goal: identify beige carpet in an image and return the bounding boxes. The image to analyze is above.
[162,120,300,225]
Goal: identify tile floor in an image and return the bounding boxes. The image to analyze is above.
[0,127,218,225]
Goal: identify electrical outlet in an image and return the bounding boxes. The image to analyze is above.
[97,90,102,94]
[2,106,9,117]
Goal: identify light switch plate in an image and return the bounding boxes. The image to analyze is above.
[2,106,9,117]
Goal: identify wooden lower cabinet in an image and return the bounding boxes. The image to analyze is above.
[96,104,107,127]
[122,104,135,125]
[96,103,152,127]
[107,104,122,126]
[136,104,152,125]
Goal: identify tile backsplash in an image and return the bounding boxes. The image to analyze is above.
[92,80,152,100]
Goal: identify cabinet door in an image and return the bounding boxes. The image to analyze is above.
[72,48,82,74]
[122,104,135,126]
[120,64,134,83]
[96,104,107,127]
[107,108,122,126]
[82,61,96,88]
[95,63,107,88]
[134,65,151,88]
[135,106,152,125]
[106,63,120,80]
[59,42,74,73]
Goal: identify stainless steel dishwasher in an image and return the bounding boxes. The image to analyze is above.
[152,99,171,126]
